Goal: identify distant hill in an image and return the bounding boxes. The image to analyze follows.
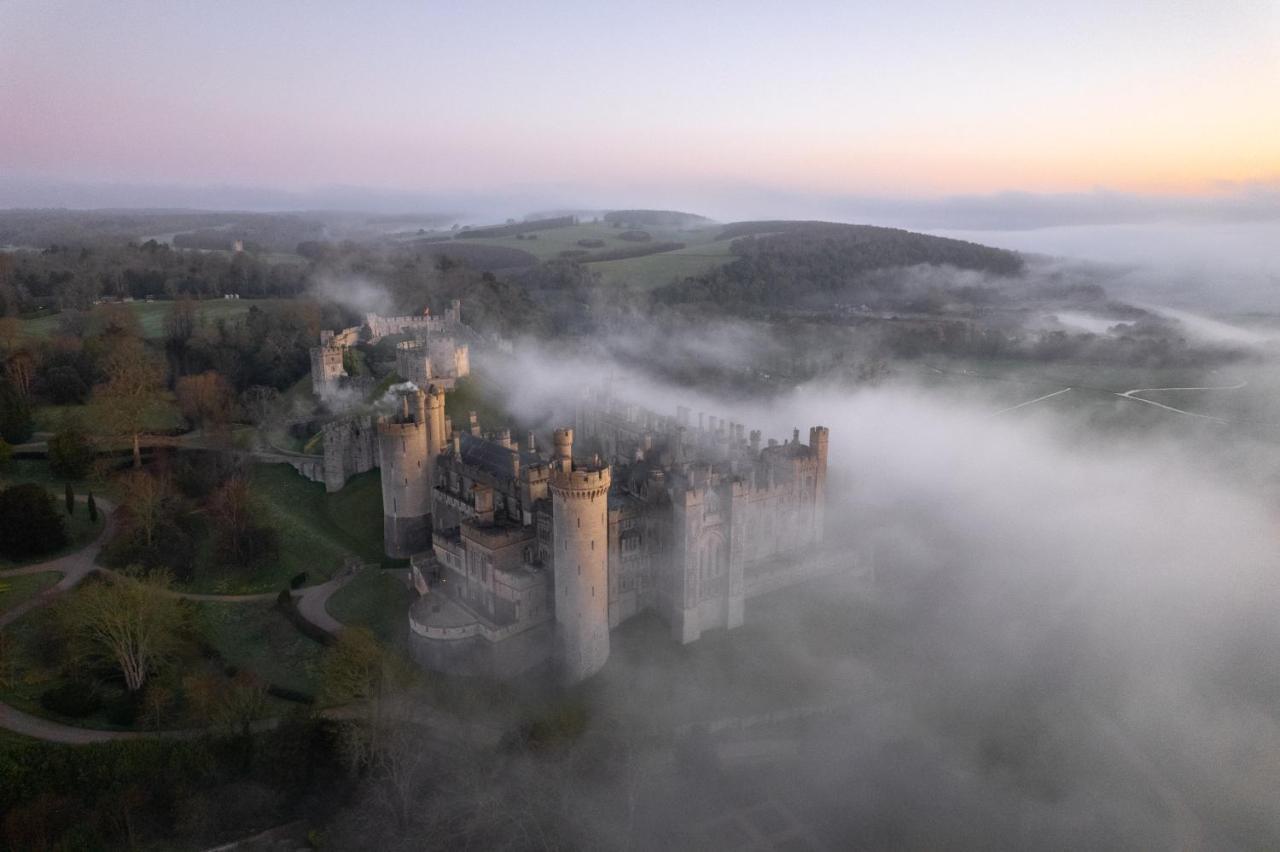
[456,216,576,239]
[603,210,711,228]
[655,221,1024,309]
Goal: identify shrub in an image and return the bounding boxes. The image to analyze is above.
[0,438,11,471]
[47,425,94,479]
[43,365,89,404]
[65,482,75,516]
[616,230,652,242]
[576,238,605,248]
[87,491,97,522]
[40,680,102,718]
[289,572,308,590]
[0,378,32,444]
[105,691,141,726]
[0,484,68,560]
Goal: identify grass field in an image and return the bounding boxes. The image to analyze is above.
[178,464,386,594]
[19,298,287,342]
[0,488,104,570]
[586,237,737,289]
[0,571,60,612]
[443,220,737,287]
[195,600,326,694]
[326,569,411,647]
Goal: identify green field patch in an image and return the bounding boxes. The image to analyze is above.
[586,237,737,289]
[0,571,60,613]
[326,569,411,647]
[194,600,325,695]
[19,298,288,342]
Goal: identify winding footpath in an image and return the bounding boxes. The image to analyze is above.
[0,499,359,744]
[1115,379,1246,424]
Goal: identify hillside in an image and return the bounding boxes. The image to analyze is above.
[654,221,1024,309]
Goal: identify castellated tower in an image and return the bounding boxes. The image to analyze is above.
[809,425,829,538]
[549,428,612,683]
[377,388,432,557]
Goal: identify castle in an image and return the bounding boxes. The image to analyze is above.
[376,383,836,683]
[309,302,470,400]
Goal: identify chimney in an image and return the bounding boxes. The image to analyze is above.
[452,433,462,458]
[498,428,512,449]
[510,448,521,480]
[469,410,480,437]
[527,431,536,452]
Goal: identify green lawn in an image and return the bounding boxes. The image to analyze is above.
[0,571,60,612]
[326,569,411,647]
[449,220,726,267]
[18,298,288,342]
[194,600,326,695]
[31,395,185,437]
[0,489,104,570]
[176,464,385,594]
[586,236,738,289]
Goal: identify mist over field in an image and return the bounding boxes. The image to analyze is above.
[460,331,1280,848]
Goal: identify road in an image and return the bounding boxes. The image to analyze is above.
[1115,379,1246,423]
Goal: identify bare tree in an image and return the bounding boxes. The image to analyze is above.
[59,569,186,693]
[119,470,171,548]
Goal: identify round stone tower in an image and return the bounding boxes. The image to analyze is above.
[549,428,612,683]
[377,388,431,557]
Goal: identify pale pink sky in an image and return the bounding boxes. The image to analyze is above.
[2,0,1277,204]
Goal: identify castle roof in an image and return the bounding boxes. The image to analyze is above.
[456,433,543,482]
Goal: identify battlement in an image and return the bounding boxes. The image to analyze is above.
[549,465,611,499]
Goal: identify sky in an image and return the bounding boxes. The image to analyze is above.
[1,0,1278,217]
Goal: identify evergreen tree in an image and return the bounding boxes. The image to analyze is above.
[88,491,98,523]
[65,482,75,516]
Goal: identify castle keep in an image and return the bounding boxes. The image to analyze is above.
[396,385,835,683]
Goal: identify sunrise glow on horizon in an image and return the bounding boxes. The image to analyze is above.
[2,0,1277,204]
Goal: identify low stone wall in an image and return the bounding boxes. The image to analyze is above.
[408,616,553,679]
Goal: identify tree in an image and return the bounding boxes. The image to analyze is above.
[163,298,197,349]
[0,484,67,559]
[4,350,35,398]
[94,337,166,467]
[87,491,98,523]
[118,470,171,549]
[240,385,280,427]
[47,423,93,479]
[209,475,277,566]
[59,570,186,693]
[175,370,235,430]
[0,377,32,444]
[64,482,74,516]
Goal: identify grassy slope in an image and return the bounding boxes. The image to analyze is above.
[180,464,386,594]
[0,571,59,612]
[18,298,287,342]
[446,220,736,288]
[194,600,326,694]
[326,569,411,647]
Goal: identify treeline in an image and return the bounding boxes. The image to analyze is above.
[603,209,710,227]
[0,209,325,253]
[0,719,344,851]
[0,242,308,313]
[654,223,1024,310]
[455,215,576,239]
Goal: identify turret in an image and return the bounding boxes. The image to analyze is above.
[549,430,611,683]
[552,427,573,473]
[809,425,829,537]
[377,388,431,557]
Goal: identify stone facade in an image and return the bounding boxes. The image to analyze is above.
[404,388,833,683]
[321,415,377,492]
